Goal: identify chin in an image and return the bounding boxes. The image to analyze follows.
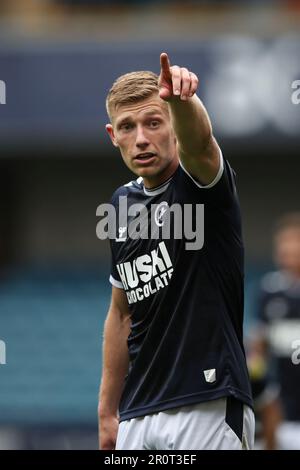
[135,167,159,177]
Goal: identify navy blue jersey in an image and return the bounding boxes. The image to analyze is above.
[257,271,300,421]
[109,153,253,422]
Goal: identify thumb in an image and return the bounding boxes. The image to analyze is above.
[159,86,172,101]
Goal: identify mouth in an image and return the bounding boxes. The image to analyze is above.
[134,152,157,164]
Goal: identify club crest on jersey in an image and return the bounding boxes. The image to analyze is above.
[116,226,127,242]
[154,202,169,227]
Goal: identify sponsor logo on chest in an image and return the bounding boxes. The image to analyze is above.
[117,241,173,304]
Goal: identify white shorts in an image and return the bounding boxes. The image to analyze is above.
[116,397,255,450]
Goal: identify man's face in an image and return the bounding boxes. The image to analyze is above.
[106,94,178,187]
[274,227,300,277]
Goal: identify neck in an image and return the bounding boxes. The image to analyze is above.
[143,157,179,189]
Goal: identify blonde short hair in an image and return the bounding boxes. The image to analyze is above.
[106,70,166,121]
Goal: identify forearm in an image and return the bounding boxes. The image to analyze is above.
[98,309,130,418]
[168,94,213,158]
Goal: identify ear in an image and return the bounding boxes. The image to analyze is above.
[106,124,119,147]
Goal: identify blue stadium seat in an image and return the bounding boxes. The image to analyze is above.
[0,271,110,426]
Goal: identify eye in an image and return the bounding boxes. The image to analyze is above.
[149,120,160,128]
[120,122,133,131]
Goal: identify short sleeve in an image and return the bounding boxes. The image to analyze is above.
[177,148,239,209]
[179,146,224,189]
[109,241,124,289]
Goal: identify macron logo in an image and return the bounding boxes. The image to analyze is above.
[203,368,216,383]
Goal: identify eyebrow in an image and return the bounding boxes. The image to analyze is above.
[143,109,164,117]
[116,109,164,127]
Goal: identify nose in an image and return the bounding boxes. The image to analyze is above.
[135,125,150,149]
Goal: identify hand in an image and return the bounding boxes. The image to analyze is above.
[99,414,119,450]
[158,52,199,102]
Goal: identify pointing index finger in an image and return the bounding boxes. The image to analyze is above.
[160,52,171,76]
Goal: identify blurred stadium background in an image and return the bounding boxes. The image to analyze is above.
[0,0,300,450]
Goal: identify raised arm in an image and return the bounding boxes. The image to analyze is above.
[98,286,131,450]
[158,52,220,186]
